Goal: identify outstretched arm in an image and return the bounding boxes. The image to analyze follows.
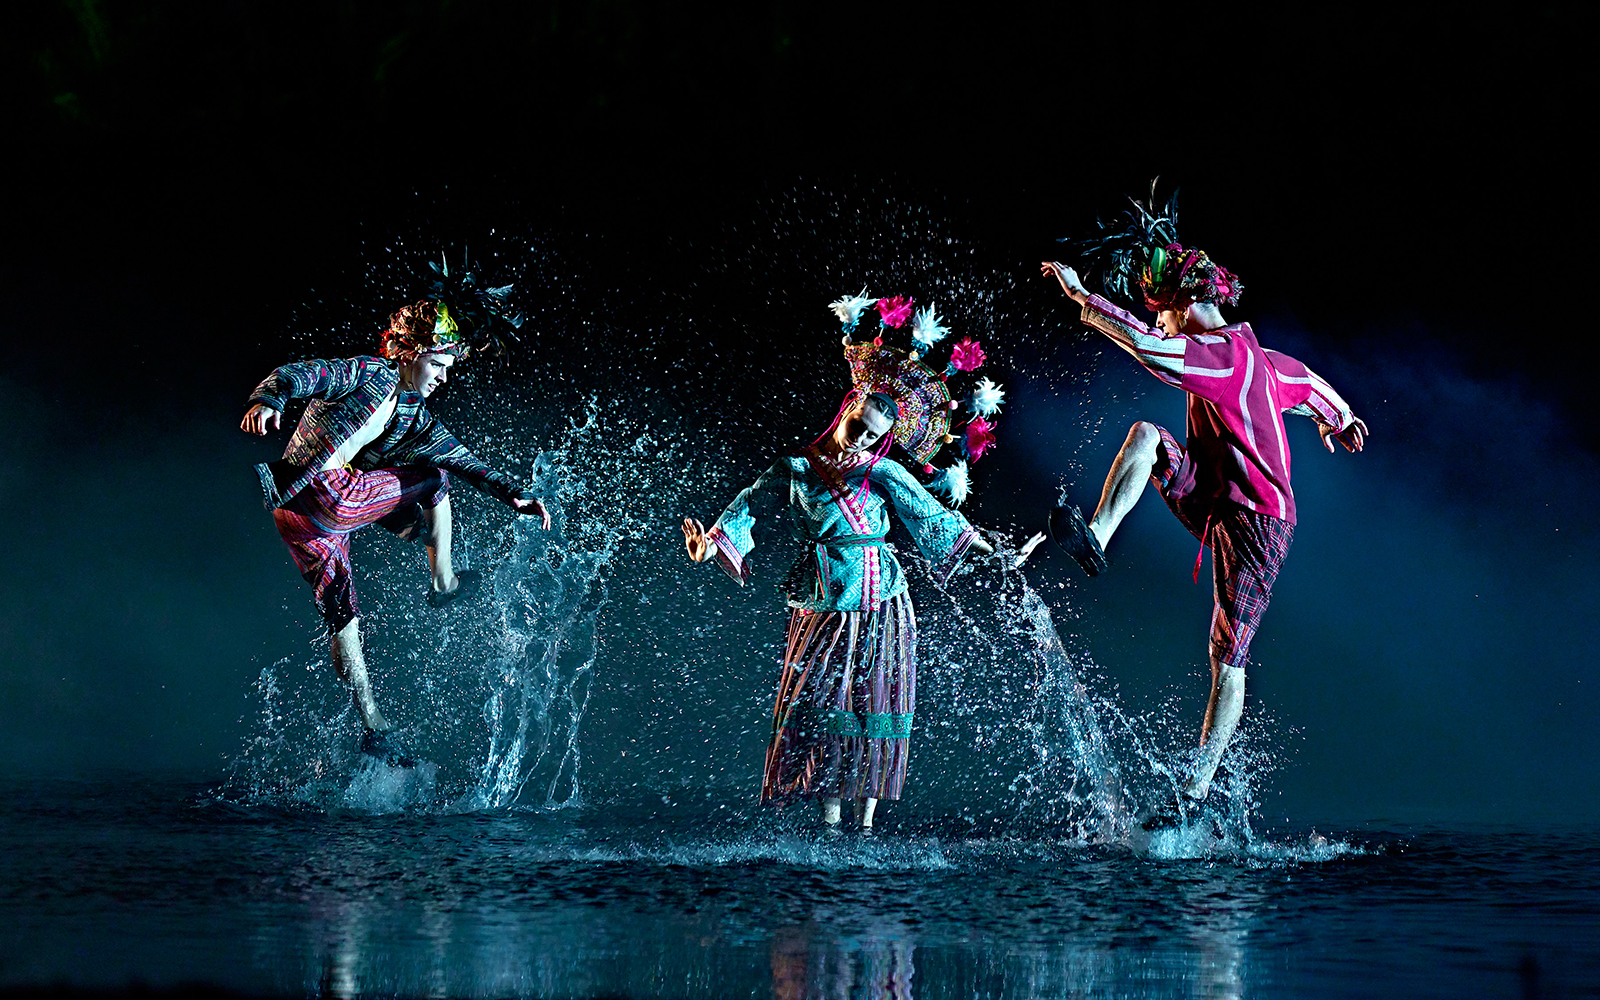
[242,357,370,436]
[876,460,991,581]
[1268,349,1368,454]
[1042,260,1091,306]
[394,412,552,527]
[1041,262,1185,386]
[247,357,368,412]
[690,459,792,584]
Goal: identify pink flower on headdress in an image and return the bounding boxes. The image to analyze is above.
[876,296,915,328]
[949,337,986,372]
[965,416,997,461]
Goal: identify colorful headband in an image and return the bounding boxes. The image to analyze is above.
[381,299,470,364]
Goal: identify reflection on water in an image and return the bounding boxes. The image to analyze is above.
[772,923,916,1000]
[5,779,1597,999]
[288,896,1255,1000]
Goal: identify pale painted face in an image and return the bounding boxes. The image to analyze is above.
[832,402,895,454]
[403,351,457,397]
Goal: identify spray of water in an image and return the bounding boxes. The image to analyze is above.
[218,398,726,815]
[217,193,1354,861]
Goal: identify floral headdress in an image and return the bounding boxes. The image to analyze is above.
[381,249,525,364]
[1067,180,1243,312]
[826,289,1005,508]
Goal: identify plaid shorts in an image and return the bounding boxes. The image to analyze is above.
[272,466,449,631]
[1151,425,1294,668]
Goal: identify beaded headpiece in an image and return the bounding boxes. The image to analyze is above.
[826,290,1005,507]
[1068,181,1243,312]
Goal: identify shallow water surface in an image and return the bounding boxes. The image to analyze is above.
[1,777,1596,998]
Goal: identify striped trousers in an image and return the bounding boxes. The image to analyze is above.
[762,592,917,803]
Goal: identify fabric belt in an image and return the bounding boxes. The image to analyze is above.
[809,534,886,597]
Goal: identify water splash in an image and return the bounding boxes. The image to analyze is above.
[219,398,723,815]
[215,192,1351,862]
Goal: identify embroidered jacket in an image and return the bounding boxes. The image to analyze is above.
[248,355,530,511]
[1081,294,1355,524]
[705,449,979,612]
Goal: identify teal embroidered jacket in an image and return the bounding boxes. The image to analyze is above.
[706,449,978,612]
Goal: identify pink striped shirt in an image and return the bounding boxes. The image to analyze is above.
[1082,294,1354,524]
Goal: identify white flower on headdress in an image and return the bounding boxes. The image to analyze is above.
[910,304,951,350]
[969,377,1006,417]
[928,460,971,507]
[829,288,877,328]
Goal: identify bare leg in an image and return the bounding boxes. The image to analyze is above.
[1185,657,1246,801]
[821,797,842,826]
[1088,421,1162,550]
[330,618,390,732]
[855,797,878,829]
[424,496,458,594]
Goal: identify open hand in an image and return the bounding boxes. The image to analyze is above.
[683,517,712,563]
[1320,416,1369,454]
[1016,531,1049,568]
[1041,261,1090,304]
[513,496,552,530]
[240,404,282,436]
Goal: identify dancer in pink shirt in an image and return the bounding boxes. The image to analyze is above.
[1036,187,1367,826]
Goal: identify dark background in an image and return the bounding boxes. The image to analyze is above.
[2,2,1594,822]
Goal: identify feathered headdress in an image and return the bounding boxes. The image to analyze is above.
[382,249,526,364]
[1066,180,1242,311]
[827,290,1005,508]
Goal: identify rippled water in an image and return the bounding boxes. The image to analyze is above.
[2,777,1596,998]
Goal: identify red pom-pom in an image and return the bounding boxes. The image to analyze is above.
[949,337,986,372]
[876,296,915,328]
[923,464,935,474]
[965,416,997,461]
[872,336,883,346]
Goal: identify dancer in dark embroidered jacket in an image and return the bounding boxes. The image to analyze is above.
[1031,186,1367,827]
[241,296,550,766]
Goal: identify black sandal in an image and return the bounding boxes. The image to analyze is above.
[427,568,483,609]
[1048,505,1108,576]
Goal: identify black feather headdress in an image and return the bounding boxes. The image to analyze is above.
[1064,180,1241,311]
[424,249,526,363]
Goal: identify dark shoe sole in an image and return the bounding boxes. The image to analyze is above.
[427,568,482,609]
[1048,505,1108,576]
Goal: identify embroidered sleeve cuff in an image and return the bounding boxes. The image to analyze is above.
[1081,294,1139,337]
[248,392,287,411]
[932,527,980,585]
[707,526,749,585]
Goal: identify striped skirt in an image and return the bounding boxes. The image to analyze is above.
[761,592,917,803]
